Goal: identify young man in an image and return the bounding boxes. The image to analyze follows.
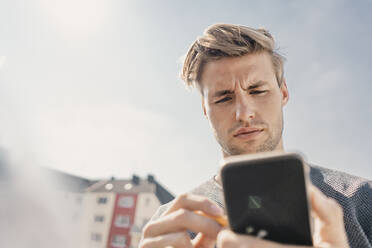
[140,24,372,248]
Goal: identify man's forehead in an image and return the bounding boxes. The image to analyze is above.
[203,57,259,81]
[201,66,259,95]
[200,53,274,95]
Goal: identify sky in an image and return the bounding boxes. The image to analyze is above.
[0,0,371,194]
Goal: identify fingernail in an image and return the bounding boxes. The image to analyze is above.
[257,230,268,239]
[210,204,224,215]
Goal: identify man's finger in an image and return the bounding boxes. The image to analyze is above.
[309,185,348,245]
[162,193,224,217]
[217,230,280,248]
[140,231,192,248]
[217,230,308,248]
[143,208,222,238]
[309,185,344,227]
[192,232,216,248]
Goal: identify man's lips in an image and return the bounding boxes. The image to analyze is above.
[233,127,263,137]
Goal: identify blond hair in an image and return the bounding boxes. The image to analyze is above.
[181,24,285,91]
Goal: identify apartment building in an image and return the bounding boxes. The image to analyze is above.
[0,157,173,248]
[80,175,173,248]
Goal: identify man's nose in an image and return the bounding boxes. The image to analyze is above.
[235,97,255,122]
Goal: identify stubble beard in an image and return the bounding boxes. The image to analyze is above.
[218,116,284,157]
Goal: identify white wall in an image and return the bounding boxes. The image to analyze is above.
[80,192,116,248]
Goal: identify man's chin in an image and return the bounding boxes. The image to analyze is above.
[224,143,277,156]
[223,147,258,157]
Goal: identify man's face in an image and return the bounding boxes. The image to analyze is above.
[200,52,289,157]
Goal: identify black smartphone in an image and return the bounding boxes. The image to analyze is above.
[220,152,313,246]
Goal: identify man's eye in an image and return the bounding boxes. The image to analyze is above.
[215,97,232,104]
[250,90,267,95]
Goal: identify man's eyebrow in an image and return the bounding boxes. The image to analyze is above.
[247,80,267,89]
[212,81,268,97]
[213,90,234,98]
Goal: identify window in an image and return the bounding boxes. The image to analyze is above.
[114,215,130,228]
[97,197,107,204]
[91,233,102,242]
[111,235,126,248]
[118,196,133,208]
[94,215,105,222]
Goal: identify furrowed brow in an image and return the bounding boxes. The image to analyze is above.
[212,81,268,98]
[246,80,267,90]
[213,90,233,98]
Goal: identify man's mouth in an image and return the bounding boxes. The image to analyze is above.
[233,128,263,138]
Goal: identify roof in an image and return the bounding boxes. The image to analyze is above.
[86,179,156,193]
[0,157,174,204]
[86,175,174,204]
[154,180,175,204]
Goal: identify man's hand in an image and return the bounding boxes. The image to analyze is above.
[139,193,224,248]
[216,185,349,248]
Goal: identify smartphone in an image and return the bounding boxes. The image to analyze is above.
[220,152,313,246]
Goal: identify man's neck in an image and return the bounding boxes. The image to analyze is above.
[216,147,286,186]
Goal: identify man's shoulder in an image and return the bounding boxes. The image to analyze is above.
[190,176,224,206]
[310,164,371,198]
[149,177,220,222]
[310,165,372,246]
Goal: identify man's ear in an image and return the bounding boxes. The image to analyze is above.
[280,79,289,106]
[201,96,208,119]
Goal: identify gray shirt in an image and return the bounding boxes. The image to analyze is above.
[149,165,372,248]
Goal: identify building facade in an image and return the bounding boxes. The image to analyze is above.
[80,175,174,248]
